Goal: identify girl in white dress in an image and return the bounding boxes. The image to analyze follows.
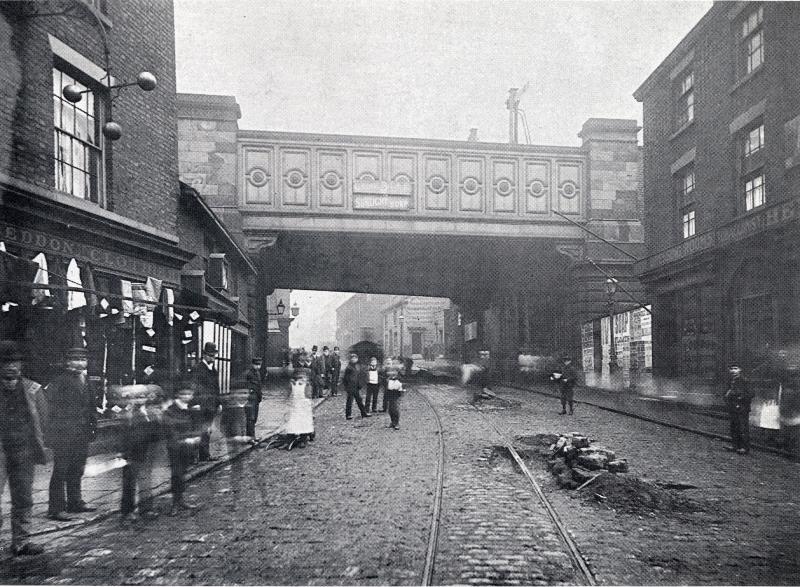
[282,367,315,450]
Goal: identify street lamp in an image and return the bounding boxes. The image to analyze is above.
[290,302,300,318]
[605,278,618,378]
[264,298,287,372]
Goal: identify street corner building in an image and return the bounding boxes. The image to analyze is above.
[0,1,257,410]
[633,2,800,397]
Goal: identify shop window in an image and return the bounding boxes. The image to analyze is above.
[682,208,696,239]
[675,71,694,129]
[53,65,104,203]
[744,172,765,211]
[738,5,764,77]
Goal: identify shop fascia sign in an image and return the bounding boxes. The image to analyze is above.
[0,222,180,284]
[352,178,412,210]
[636,197,800,274]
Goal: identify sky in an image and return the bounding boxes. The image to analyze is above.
[173,0,711,146]
[172,0,712,344]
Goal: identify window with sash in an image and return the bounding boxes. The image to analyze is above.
[53,65,104,203]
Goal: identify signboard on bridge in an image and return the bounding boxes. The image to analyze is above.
[352,179,412,210]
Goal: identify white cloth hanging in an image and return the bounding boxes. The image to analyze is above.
[66,258,87,310]
[31,253,51,305]
[120,280,134,315]
[164,287,175,326]
[0,242,6,252]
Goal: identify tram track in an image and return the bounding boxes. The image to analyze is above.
[416,383,596,586]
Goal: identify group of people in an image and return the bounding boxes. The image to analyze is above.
[275,347,405,452]
[0,339,265,557]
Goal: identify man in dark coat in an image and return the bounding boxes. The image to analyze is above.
[192,342,222,461]
[552,355,578,415]
[245,357,263,441]
[310,346,326,399]
[46,347,98,521]
[725,364,753,454]
[0,341,48,556]
[328,346,342,396]
[342,353,369,420]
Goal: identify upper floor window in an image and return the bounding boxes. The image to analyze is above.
[682,208,696,239]
[740,5,764,76]
[675,165,695,201]
[676,71,694,129]
[53,66,103,203]
[744,172,765,211]
[744,123,765,157]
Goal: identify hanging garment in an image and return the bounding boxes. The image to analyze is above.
[66,258,87,310]
[31,253,51,305]
[163,287,175,326]
[120,280,134,315]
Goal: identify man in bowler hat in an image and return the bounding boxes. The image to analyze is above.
[0,341,48,555]
[46,347,98,521]
[245,357,263,442]
[192,342,222,461]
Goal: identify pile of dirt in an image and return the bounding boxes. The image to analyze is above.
[581,473,706,514]
[514,433,707,515]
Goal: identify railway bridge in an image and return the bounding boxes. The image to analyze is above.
[177,94,645,373]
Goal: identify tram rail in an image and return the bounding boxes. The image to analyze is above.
[416,383,596,586]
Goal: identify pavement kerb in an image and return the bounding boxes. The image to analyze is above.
[503,382,796,461]
[21,395,331,540]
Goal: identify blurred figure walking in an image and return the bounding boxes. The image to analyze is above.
[0,341,48,556]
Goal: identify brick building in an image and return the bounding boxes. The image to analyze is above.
[0,2,256,398]
[634,2,800,390]
[382,296,460,360]
[335,294,393,352]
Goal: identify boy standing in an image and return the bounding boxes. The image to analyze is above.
[385,363,404,430]
[163,381,201,515]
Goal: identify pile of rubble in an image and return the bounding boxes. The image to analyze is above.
[546,432,629,490]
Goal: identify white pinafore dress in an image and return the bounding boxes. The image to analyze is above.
[282,380,314,435]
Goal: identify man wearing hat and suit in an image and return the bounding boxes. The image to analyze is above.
[244,357,263,442]
[46,346,98,521]
[0,341,48,556]
[552,354,578,415]
[310,345,326,399]
[192,342,222,461]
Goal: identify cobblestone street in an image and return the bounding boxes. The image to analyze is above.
[0,385,440,585]
[2,379,799,585]
[478,383,800,585]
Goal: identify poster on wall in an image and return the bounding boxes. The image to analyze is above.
[581,321,594,371]
[464,321,478,342]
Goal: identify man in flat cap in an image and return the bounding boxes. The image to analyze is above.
[192,342,222,461]
[244,357,263,442]
[46,346,98,521]
[0,341,48,556]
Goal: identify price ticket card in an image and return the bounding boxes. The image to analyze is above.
[189,311,200,321]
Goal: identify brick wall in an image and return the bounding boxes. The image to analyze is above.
[0,0,180,234]
[637,2,800,257]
